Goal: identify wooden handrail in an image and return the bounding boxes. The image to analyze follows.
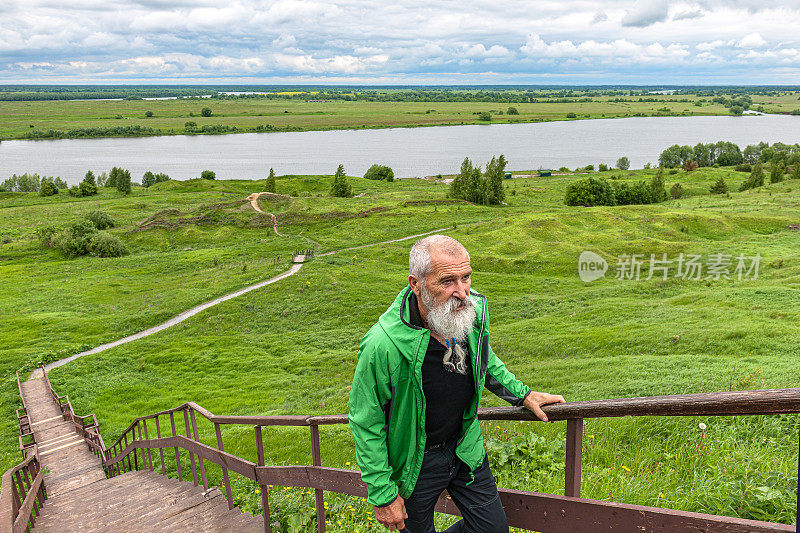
[35,366,800,533]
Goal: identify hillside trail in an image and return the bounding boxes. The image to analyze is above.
[34,199,449,375]
[246,191,284,235]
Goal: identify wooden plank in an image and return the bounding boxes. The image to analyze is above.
[254,426,271,533]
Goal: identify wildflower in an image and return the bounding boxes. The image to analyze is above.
[345,462,351,466]
[659,492,664,498]
[621,465,631,472]
[698,422,707,430]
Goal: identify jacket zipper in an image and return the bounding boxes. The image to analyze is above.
[456,293,487,453]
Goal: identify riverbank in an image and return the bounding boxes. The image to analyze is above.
[0,96,741,141]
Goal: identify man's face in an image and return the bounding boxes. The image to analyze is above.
[422,250,472,308]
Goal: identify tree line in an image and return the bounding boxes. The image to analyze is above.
[658,141,800,169]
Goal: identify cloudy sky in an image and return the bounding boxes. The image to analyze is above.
[3,0,800,84]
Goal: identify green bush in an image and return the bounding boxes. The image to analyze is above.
[68,185,82,197]
[85,210,115,230]
[670,182,685,199]
[616,156,630,170]
[201,107,212,117]
[35,225,59,248]
[598,163,608,172]
[769,162,785,183]
[740,163,765,191]
[506,107,519,115]
[735,163,752,172]
[201,170,216,180]
[477,112,492,121]
[79,181,98,196]
[40,181,58,197]
[88,231,128,257]
[566,112,577,118]
[564,177,615,206]
[364,164,394,182]
[329,164,352,197]
[54,221,97,258]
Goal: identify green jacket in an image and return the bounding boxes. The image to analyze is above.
[348,285,531,506]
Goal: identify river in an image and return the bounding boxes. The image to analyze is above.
[1,115,798,184]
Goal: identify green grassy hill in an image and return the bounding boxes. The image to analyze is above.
[1,167,798,531]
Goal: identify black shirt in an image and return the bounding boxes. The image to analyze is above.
[409,292,475,446]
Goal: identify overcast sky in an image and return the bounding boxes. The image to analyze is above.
[3,0,800,85]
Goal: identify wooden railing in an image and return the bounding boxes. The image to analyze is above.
[0,373,47,533]
[40,369,800,532]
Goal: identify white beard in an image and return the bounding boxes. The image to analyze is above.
[420,284,476,374]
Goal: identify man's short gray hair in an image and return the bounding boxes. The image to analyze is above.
[409,235,470,280]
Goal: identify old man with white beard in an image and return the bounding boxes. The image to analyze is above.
[349,235,564,532]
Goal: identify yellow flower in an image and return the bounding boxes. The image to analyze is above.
[621,465,631,472]
[345,462,351,466]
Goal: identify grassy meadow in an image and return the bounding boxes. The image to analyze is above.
[0,94,761,141]
[1,165,799,531]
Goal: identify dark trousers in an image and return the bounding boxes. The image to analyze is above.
[401,440,508,533]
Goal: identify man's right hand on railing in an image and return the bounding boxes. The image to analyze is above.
[374,495,407,531]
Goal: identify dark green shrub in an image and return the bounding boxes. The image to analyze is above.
[145,111,153,118]
[670,183,685,199]
[477,112,492,121]
[564,177,615,206]
[735,163,752,172]
[770,162,785,183]
[630,181,653,204]
[265,168,276,192]
[40,181,58,197]
[584,165,594,171]
[612,182,634,205]
[1,235,10,244]
[68,185,82,197]
[616,156,630,170]
[54,221,97,258]
[506,107,519,115]
[364,164,394,182]
[85,210,115,230]
[566,112,577,118]
[710,177,729,194]
[201,170,216,180]
[88,231,128,257]
[79,181,97,196]
[201,107,212,117]
[598,163,608,172]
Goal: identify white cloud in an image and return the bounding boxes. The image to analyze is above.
[696,40,725,51]
[737,32,767,48]
[590,11,608,24]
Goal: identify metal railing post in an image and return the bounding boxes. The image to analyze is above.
[215,423,233,509]
[310,424,325,533]
[255,426,271,533]
[565,418,583,498]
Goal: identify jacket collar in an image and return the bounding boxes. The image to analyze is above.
[377,285,486,361]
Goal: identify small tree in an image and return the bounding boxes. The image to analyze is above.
[709,177,729,194]
[79,181,97,196]
[506,107,519,115]
[116,168,132,194]
[142,171,156,188]
[83,171,96,187]
[477,112,492,121]
[616,156,630,170]
[669,183,685,199]
[330,165,353,197]
[201,170,216,180]
[649,167,668,203]
[770,162,785,183]
[265,168,277,193]
[791,164,800,180]
[201,107,212,117]
[740,162,765,191]
[598,163,608,172]
[97,172,107,187]
[683,160,699,172]
[145,111,154,118]
[107,167,121,189]
[483,155,507,205]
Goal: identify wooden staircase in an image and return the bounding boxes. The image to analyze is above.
[10,376,263,532]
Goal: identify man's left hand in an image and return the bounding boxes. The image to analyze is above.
[523,391,565,422]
